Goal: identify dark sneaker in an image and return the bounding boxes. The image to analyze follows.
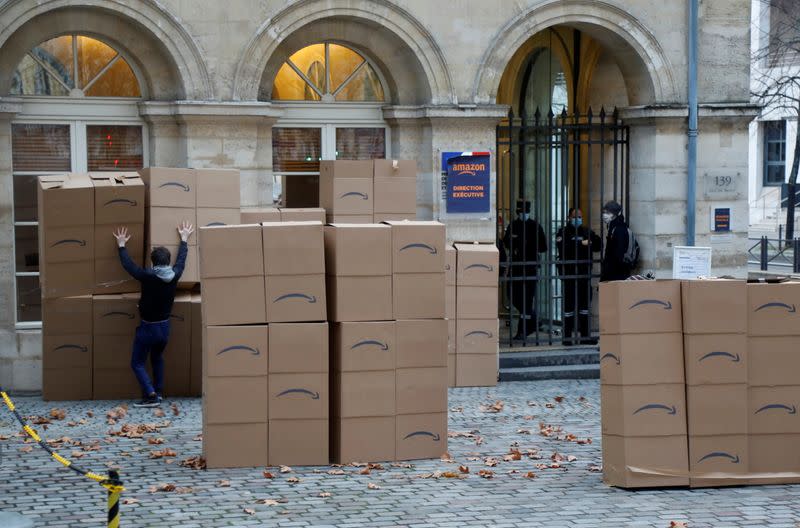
[133,395,160,408]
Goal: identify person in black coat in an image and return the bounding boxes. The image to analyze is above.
[502,200,547,340]
[600,200,632,282]
[556,208,601,345]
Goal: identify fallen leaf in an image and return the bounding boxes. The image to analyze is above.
[554,396,565,403]
[149,483,176,493]
[170,403,180,416]
[327,469,345,475]
[147,437,164,445]
[479,400,504,413]
[669,522,688,528]
[218,480,231,487]
[390,463,414,469]
[440,471,464,479]
[263,471,275,479]
[478,469,494,479]
[578,396,587,402]
[29,415,51,425]
[588,465,602,472]
[367,482,381,490]
[359,468,371,475]
[70,450,84,458]
[152,408,166,418]
[458,465,470,474]
[244,508,256,516]
[149,448,177,459]
[287,477,300,484]
[164,459,174,464]
[255,499,281,506]
[551,452,564,463]
[121,498,140,505]
[440,452,455,463]
[193,434,203,441]
[179,456,206,470]
[319,491,332,498]
[87,411,94,418]
[567,455,578,462]
[523,415,536,421]
[174,487,194,494]
[545,403,555,409]
[484,457,499,467]
[0,434,9,440]
[504,449,522,462]
[279,465,292,473]
[524,471,537,479]
[368,463,384,471]
[50,408,66,420]
[450,406,463,412]
[19,446,33,453]
[517,428,531,435]
[527,401,538,407]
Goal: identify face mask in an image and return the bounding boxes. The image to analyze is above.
[520,213,530,221]
[602,212,614,224]
[571,217,583,227]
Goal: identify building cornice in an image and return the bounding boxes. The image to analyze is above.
[138,101,284,124]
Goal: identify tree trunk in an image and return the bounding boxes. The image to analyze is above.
[785,107,800,242]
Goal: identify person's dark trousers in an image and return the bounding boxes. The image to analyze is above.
[562,278,591,345]
[511,279,537,339]
[130,320,170,397]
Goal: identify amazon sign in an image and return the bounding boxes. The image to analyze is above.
[443,151,490,214]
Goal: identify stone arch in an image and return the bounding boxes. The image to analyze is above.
[233,0,455,105]
[474,0,678,106]
[0,0,213,100]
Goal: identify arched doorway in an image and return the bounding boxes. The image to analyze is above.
[267,41,389,207]
[8,33,147,327]
[495,25,641,348]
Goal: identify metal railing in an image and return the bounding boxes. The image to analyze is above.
[748,236,800,273]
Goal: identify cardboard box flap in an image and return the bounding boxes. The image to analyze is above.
[89,172,142,183]
[374,159,417,178]
[39,173,93,189]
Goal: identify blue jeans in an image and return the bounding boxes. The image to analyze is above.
[130,320,170,397]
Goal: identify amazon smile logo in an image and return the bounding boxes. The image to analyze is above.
[104,198,138,207]
[465,330,493,338]
[216,345,260,356]
[600,353,621,365]
[755,302,796,313]
[351,340,389,351]
[51,239,86,248]
[465,263,494,272]
[698,351,740,363]
[697,452,740,464]
[158,182,190,192]
[339,191,368,200]
[277,388,320,400]
[400,243,437,254]
[403,431,441,442]
[629,299,672,310]
[633,403,677,415]
[273,293,317,303]
[54,344,88,353]
[102,311,135,319]
[755,403,797,415]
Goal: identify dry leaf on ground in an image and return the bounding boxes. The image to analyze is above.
[669,522,688,528]
[458,465,469,474]
[19,446,33,453]
[193,434,203,441]
[149,483,176,493]
[359,468,371,475]
[149,448,177,459]
[524,471,537,479]
[319,491,332,498]
[263,471,275,479]
[327,469,345,475]
[478,469,494,479]
[367,482,381,489]
[218,480,230,487]
[170,403,180,416]
[588,465,602,472]
[567,455,578,462]
[121,498,140,505]
[243,508,255,515]
[147,437,164,445]
[279,465,292,473]
[49,408,66,420]
[179,456,206,470]
[152,408,165,418]
[255,499,281,506]
[287,477,300,484]
[554,396,565,403]
[479,401,504,413]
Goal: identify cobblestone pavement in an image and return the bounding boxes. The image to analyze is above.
[2,380,800,527]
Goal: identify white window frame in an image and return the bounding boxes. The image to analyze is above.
[11,100,148,329]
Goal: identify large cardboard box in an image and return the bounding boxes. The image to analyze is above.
[200,224,264,279]
[279,207,326,223]
[320,160,374,215]
[686,384,747,436]
[189,293,202,396]
[447,353,456,387]
[332,322,396,372]
[455,243,499,287]
[241,208,280,223]
[203,376,269,424]
[393,273,445,319]
[748,386,800,434]
[395,412,447,461]
[747,281,800,336]
[396,319,447,368]
[43,296,93,400]
[94,223,144,295]
[266,274,327,323]
[38,173,95,226]
[196,208,241,229]
[268,373,328,419]
[374,213,415,222]
[268,419,328,466]
[320,160,373,180]
[203,325,268,378]
[455,319,499,356]
[456,287,497,320]
[195,168,240,208]
[162,292,192,396]
[748,433,800,485]
[599,333,685,386]
[325,214,373,224]
[93,368,142,399]
[602,434,690,488]
[681,280,747,335]
[599,280,683,335]
[396,367,447,415]
[333,370,395,417]
[43,368,92,401]
[269,322,328,374]
[684,334,747,386]
[689,434,749,488]
[600,384,687,437]
[203,423,268,468]
[149,207,196,246]
[90,172,145,224]
[332,416,395,463]
[455,354,497,387]
[446,285,456,319]
[327,276,392,322]
[373,159,416,215]
[385,221,445,273]
[445,245,456,285]
[92,294,140,336]
[748,336,800,387]
[43,296,92,335]
[448,319,456,355]
[138,167,196,208]
[201,275,266,325]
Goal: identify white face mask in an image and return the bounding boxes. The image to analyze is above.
[602,212,614,224]
[521,213,530,221]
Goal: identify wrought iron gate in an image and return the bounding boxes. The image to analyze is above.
[496,107,630,347]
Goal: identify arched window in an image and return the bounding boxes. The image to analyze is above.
[10,34,141,97]
[272,42,384,102]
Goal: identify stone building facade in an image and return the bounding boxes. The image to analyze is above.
[0,0,754,390]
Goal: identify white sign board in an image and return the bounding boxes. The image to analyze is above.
[672,246,713,280]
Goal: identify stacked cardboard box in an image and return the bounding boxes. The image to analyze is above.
[38,173,95,299]
[682,280,748,488]
[241,208,280,223]
[240,208,327,224]
[599,280,688,488]
[373,160,416,222]
[196,169,241,230]
[200,221,329,467]
[42,296,93,400]
[445,244,457,387]
[90,172,145,295]
[453,243,499,387]
[189,293,203,396]
[162,292,193,397]
[320,160,417,223]
[92,293,143,399]
[747,281,800,485]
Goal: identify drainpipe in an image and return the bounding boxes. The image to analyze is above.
[687,0,699,246]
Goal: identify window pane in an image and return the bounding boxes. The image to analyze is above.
[13,175,39,222]
[16,275,42,323]
[32,35,75,88]
[11,54,70,96]
[12,124,71,171]
[334,63,384,101]
[14,225,39,272]
[85,58,141,97]
[765,120,786,141]
[336,128,386,160]
[287,44,326,94]
[77,36,117,88]
[329,44,364,93]
[272,128,322,172]
[86,125,143,170]
[272,62,313,101]
[767,164,785,185]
